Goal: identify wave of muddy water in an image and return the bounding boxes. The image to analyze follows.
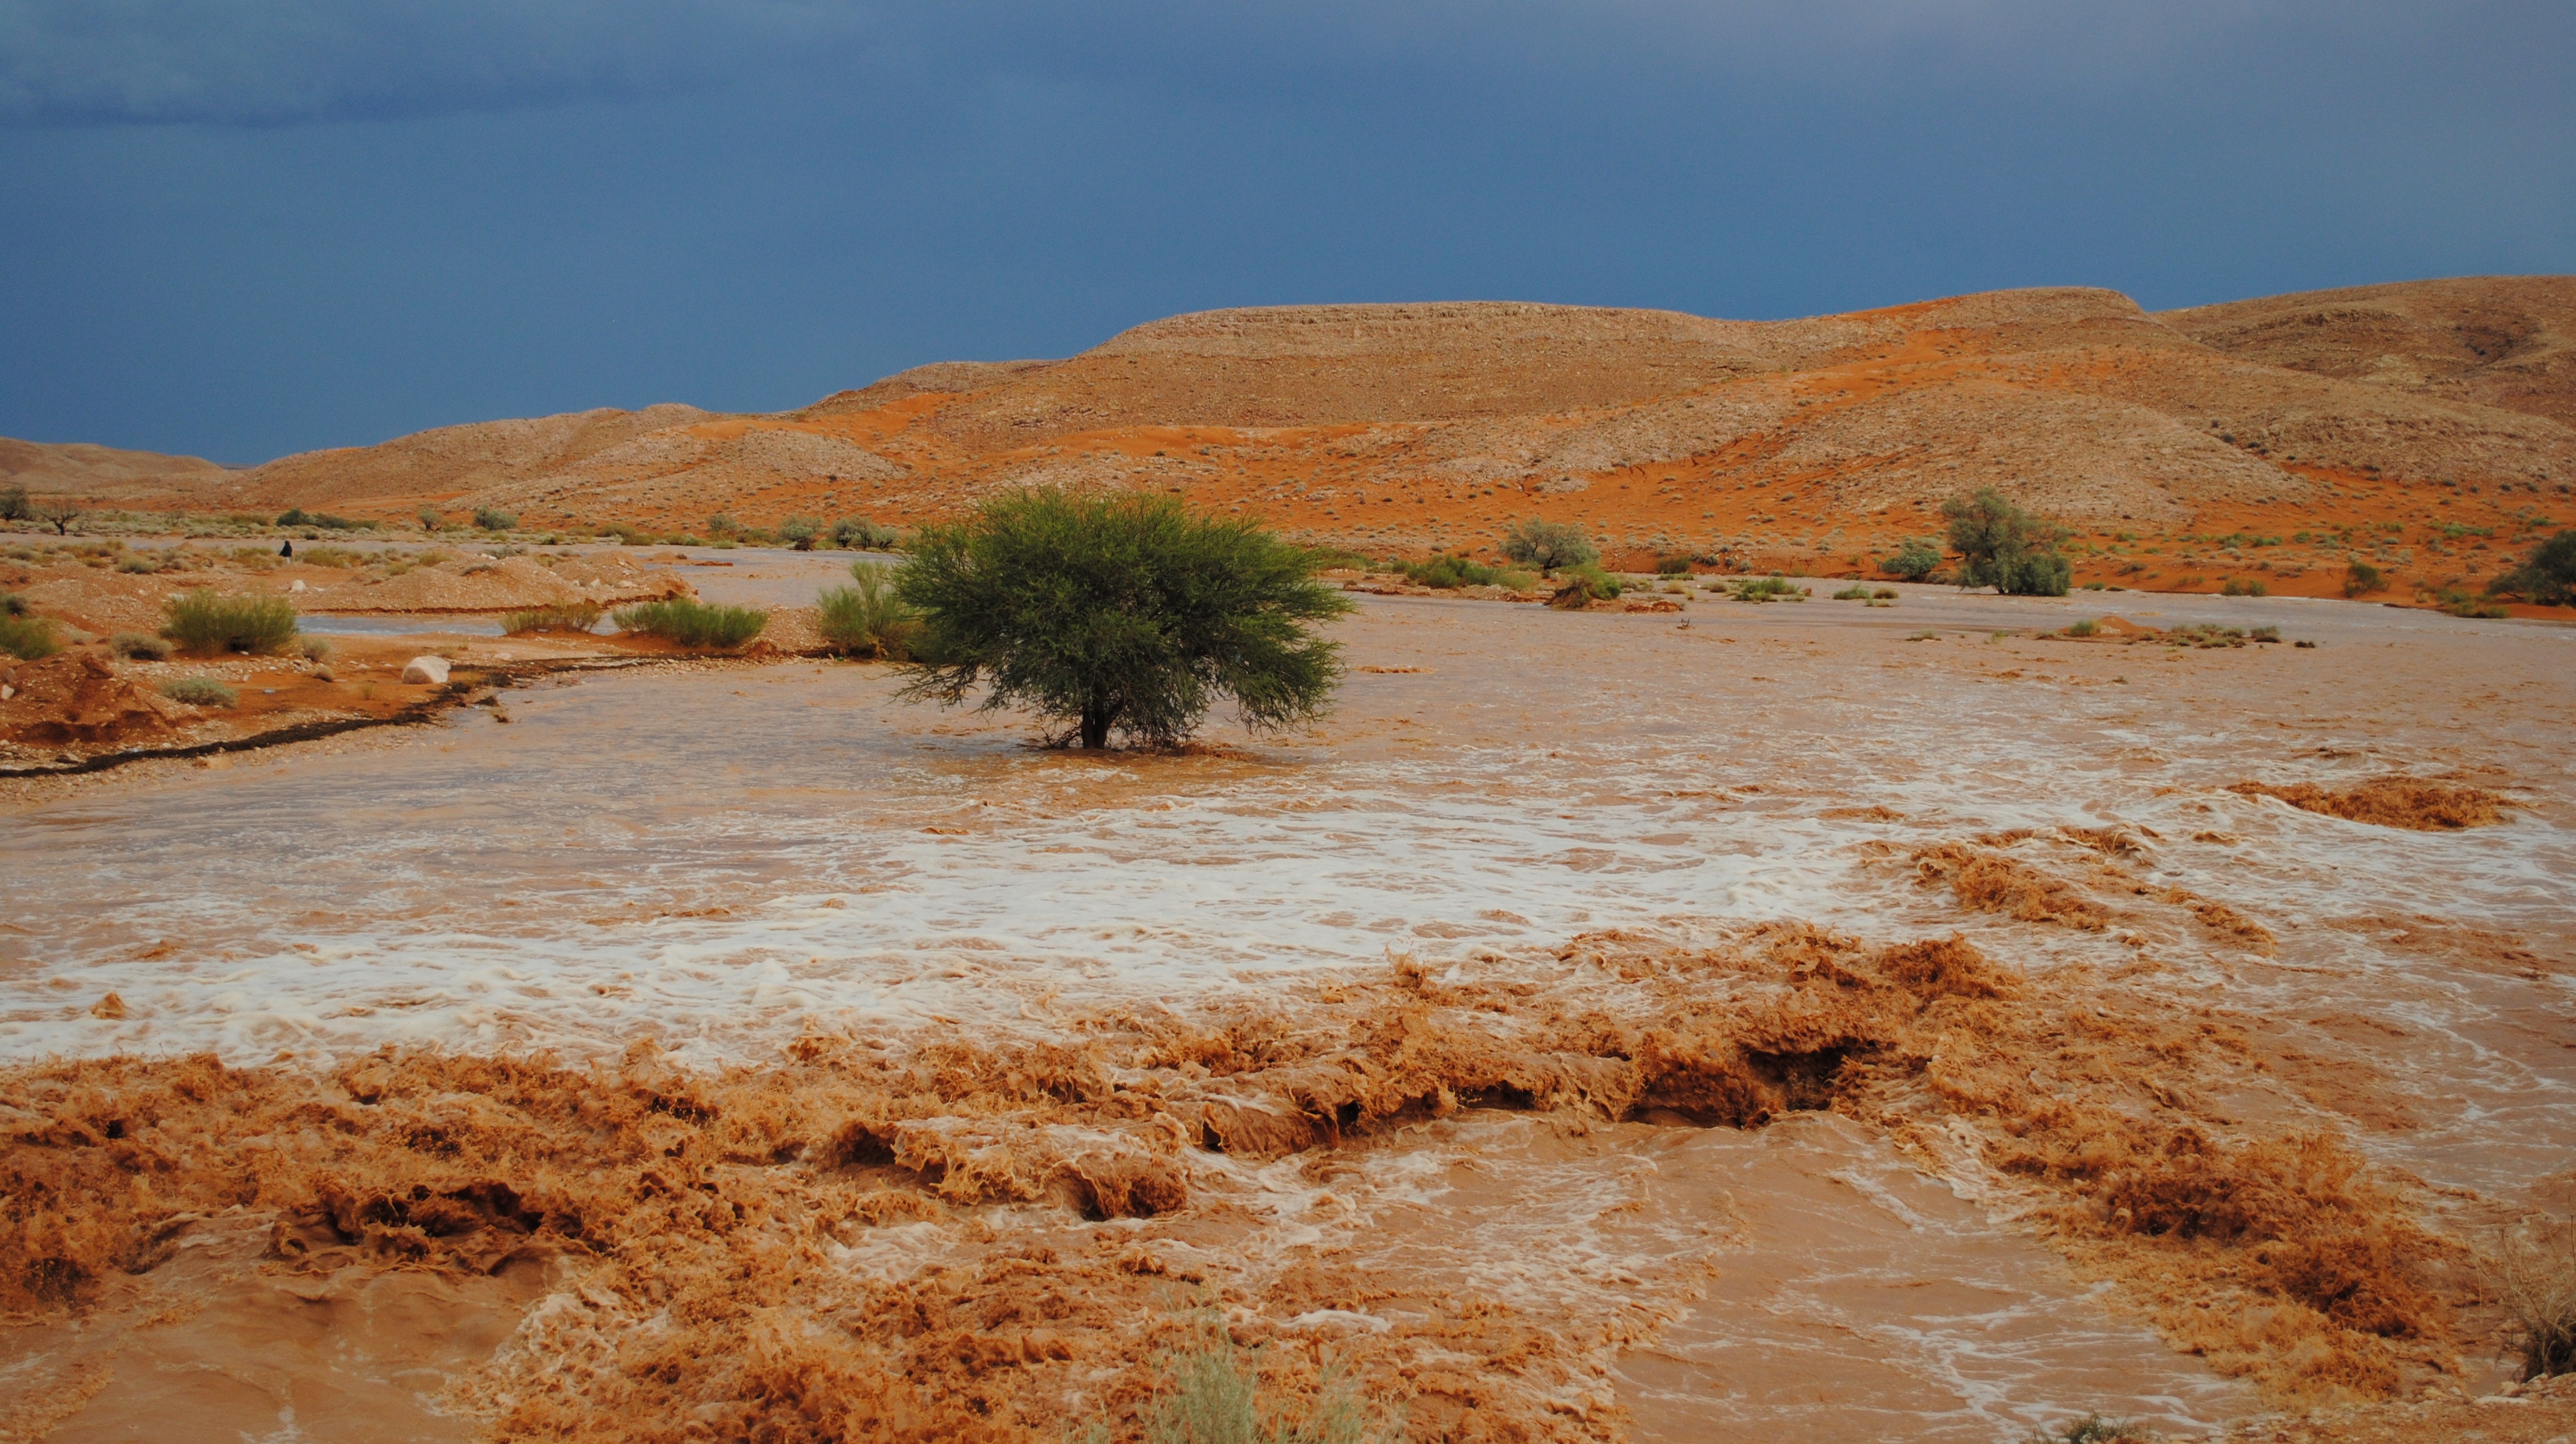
[3,594,2571,1441]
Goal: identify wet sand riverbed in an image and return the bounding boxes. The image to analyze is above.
[3,592,2569,1441]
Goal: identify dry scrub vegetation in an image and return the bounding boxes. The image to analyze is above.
[2,881,2481,1438]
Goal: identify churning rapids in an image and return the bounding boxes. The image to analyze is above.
[3,591,2570,1442]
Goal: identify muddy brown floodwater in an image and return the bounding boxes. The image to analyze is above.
[2,590,2570,1443]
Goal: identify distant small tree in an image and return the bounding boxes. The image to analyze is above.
[0,484,29,523]
[33,497,84,536]
[2486,528,2575,606]
[778,515,821,550]
[895,488,1353,749]
[2343,560,2386,598]
[1941,488,2070,596]
[1500,518,1597,576]
[1881,537,1943,580]
[707,512,742,539]
[418,508,441,532]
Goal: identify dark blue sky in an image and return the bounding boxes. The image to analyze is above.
[5,1,2571,465]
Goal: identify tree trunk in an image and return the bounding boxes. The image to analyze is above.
[1079,705,1111,749]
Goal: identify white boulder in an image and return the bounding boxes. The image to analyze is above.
[402,655,451,685]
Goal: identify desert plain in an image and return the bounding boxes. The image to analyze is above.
[2,279,2573,1443]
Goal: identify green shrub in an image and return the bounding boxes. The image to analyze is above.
[1941,489,2071,595]
[417,508,442,532]
[2064,618,2098,637]
[1,612,60,660]
[830,516,901,550]
[0,484,29,523]
[160,677,238,707]
[895,486,1351,749]
[778,516,821,550]
[1830,584,1875,600]
[611,598,769,649]
[1500,518,1597,575]
[2433,586,2508,619]
[115,552,158,574]
[299,546,365,568]
[2221,576,2268,597]
[110,632,171,660]
[817,562,921,659]
[472,507,518,532]
[2486,528,2576,606]
[161,590,301,655]
[1396,554,1533,590]
[1545,562,1623,608]
[1729,575,1806,603]
[707,512,743,539]
[1882,536,1943,580]
[1655,554,1693,576]
[275,507,362,528]
[500,602,603,635]
[2249,624,2281,642]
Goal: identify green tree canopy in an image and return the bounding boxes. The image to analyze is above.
[1500,517,1597,575]
[893,488,1354,749]
[1941,488,2071,596]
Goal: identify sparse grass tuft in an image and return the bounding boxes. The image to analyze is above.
[2343,560,2384,597]
[115,552,158,574]
[160,677,238,707]
[500,602,604,635]
[817,563,921,660]
[612,598,768,649]
[2221,576,2268,597]
[2028,1414,2154,1443]
[1,611,61,660]
[110,632,171,660]
[1830,584,1875,600]
[2064,618,2098,637]
[1396,554,1533,590]
[299,546,365,568]
[161,590,300,655]
[2249,624,2281,642]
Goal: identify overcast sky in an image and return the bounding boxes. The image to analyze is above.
[4,1,2571,464]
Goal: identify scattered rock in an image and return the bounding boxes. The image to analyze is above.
[402,656,451,685]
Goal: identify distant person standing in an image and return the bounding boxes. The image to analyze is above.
[279,538,293,558]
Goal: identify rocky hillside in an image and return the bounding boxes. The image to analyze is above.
[13,277,2572,596]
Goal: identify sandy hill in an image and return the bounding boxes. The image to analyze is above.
[1,437,234,502]
[19,277,2572,600]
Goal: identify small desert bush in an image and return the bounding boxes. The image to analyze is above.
[472,507,517,532]
[161,590,300,655]
[2064,618,2098,637]
[2489,1214,2576,1380]
[1655,554,1693,576]
[1729,575,1806,603]
[2221,576,2267,597]
[160,677,238,707]
[1830,584,1874,600]
[2432,584,2507,619]
[299,546,365,568]
[1881,536,1943,580]
[2028,1415,2152,1444]
[1872,587,1898,600]
[1546,561,1623,608]
[611,598,768,649]
[817,564,921,659]
[832,516,902,551]
[115,552,158,574]
[110,632,171,660]
[500,602,604,635]
[1396,554,1532,590]
[2342,560,2384,597]
[778,516,821,550]
[1072,1314,1402,1444]
[2249,624,2281,642]
[1,611,60,660]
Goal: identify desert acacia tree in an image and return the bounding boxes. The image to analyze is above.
[1941,488,2071,596]
[893,488,1353,749]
